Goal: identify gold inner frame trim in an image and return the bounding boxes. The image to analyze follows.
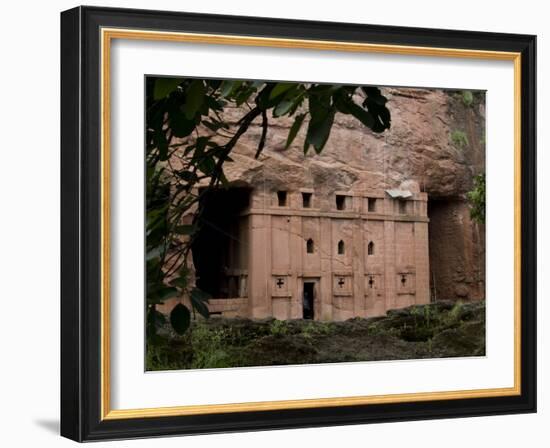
[100,27,522,421]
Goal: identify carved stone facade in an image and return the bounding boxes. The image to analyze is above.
[206,187,430,320]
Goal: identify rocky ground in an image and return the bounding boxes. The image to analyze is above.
[146,300,485,371]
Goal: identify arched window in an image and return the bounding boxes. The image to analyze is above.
[306,238,314,254]
[367,241,375,255]
[337,240,345,255]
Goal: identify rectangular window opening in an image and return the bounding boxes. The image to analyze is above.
[302,192,312,208]
[367,197,377,212]
[336,195,346,210]
[277,191,287,207]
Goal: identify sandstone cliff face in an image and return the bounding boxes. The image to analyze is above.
[219,87,486,302]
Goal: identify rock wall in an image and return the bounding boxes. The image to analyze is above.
[428,200,485,301]
[210,87,486,302]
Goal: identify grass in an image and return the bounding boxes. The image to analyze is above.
[146,300,485,371]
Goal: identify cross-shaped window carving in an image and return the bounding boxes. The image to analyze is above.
[368,276,375,288]
[276,278,285,288]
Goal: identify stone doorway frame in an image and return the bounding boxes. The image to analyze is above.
[300,277,320,320]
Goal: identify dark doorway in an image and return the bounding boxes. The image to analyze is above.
[303,282,315,320]
[191,187,250,297]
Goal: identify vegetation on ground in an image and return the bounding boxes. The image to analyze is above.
[146,300,485,371]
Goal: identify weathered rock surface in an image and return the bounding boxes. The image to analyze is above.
[220,88,484,196]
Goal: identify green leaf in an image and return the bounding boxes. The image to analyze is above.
[363,98,391,132]
[170,265,190,289]
[170,303,191,334]
[199,135,212,147]
[192,300,210,319]
[153,78,182,100]
[251,80,265,89]
[147,283,179,304]
[218,170,229,187]
[169,111,195,138]
[183,80,206,119]
[146,257,161,278]
[285,113,306,149]
[234,85,257,106]
[197,156,216,176]
[147,308,167,333]
[176,171,198,183]
[146,245,164,261]
[170,275,188,289]
[333,90,351,114]
[346,101,374,128]
[306,108,335,153]
[204,96,222,111]
[152,129,169,160]
[218,81,233,98]
[273,99,295,117]
[190,288,211,319]
[269,83,295,100]
[157,286,179,302]
[219,80,241,98]
[361,86,386,105]
[191,287,210,302]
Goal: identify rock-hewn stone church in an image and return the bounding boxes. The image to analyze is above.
[197,185,430,320]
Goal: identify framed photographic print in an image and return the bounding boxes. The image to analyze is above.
[60,6,536,442]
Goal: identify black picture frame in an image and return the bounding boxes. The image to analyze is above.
[61,5,536,442]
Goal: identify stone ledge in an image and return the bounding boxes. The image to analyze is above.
[241,209,429,222]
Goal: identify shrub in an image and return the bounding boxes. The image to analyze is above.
[301,321,332,340]
[189,324,232,369]
[269,319,290,337]
[442,301,465,327]
[466,173,486,224]
[451,130,469,148]
[461,90,474,107]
